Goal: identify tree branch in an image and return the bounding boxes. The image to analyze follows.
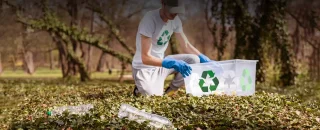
[304,37,319,50]
[287,9,320,32]
[286,9,320,49]
[204,0,214,35]
[3,0,24,12]
[56,32,90,81]
[87,4,135,56]
[17,13,133,64]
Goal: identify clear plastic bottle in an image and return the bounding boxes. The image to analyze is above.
[118,103,174,129]
[47,104,94,116]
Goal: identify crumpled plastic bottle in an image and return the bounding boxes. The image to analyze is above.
[47,104,94,116]
[118,103,174,129]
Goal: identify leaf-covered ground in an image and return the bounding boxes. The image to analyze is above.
[0,79,320,129]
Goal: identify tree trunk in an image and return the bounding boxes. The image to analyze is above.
[19,29,35,74]
[11,56,16,71]
[49,50,54,70]
[54,36,71,78]
[96,52,108,72]
[96,33,112,72]
[292,24,301,59]
[107,61,112,75]
[234,0,251,59]
[0,1,3,75]
[118,62,126,83]
[23,51,35,74]
[0,53,3,75]
[310,49,316,81]
[0,0,3,14]
[55,32,90,81]
[217,0,228,61]
[170,34,179,54]
[49,43,55,70]
[199,25,206,55]
[65,39,90,81]
[87,10,94,72]
[67,0,89,79]
[275,0,297,86]
[309,53,314,80]
[241,0,272,83]
[86,46,92,72]
[68,40,78,76]
[316,42,320,82]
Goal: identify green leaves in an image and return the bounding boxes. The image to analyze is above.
[0,79,319,129]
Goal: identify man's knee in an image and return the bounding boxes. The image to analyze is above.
[166,54,200,64]
[186,54,200,64]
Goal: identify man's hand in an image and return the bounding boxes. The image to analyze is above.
[198,54,211,63]
[162,57,192,78]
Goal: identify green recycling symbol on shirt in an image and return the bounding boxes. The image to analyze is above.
[198,70,219,92]
[157,30,171,45]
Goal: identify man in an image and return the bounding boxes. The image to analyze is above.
[132,0,212,96]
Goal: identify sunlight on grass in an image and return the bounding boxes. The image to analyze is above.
[0,68,175,80]
[1,79,319,129]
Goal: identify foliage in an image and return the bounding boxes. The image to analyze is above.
[205,0,234,61]
[0,79,319,129]
[17,9,133,65]
[232,0,297,86]
[257,79,320,106]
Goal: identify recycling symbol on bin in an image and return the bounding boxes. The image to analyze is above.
[198,70,219,92]
[240,69,252,91]
[220,70,239,89]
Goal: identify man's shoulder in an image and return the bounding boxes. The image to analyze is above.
[173,15,182,22]
[143,9,159,18]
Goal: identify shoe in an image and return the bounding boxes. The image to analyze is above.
[164,86,178,96]
[133,85,139,96]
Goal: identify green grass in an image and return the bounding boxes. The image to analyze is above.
[0,79,319,129]
[257,81,320,105]
[0,68,131,79]
[0,68,175,81]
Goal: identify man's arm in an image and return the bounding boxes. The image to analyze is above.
[140,33,192,77]
[141,34,163,67]
[175,32,201,55]
[175,32,212,63]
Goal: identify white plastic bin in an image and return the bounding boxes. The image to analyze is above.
[184,59,258,96]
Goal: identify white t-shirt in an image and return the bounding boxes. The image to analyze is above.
[132,8,183,69]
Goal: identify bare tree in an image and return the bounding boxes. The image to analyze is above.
[20,30,35,74]
[96,52,108,72]
[87,0,147,82]
[86,10,94,72]
[48,42,55,70]
[96,34,112,72]
[0,53,2,75]
[170,34,179,54]
[286,0,320,81]
[205,0,233,60]
[0,0,3,74]
[0,0,3,13]
[52,34,69,77]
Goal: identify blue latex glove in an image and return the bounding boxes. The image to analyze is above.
[198,54,211,63]
[162,58,192,78]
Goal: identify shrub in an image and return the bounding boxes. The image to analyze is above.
[0,79,319,129]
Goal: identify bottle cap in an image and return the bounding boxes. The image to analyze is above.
[47,111,52,116]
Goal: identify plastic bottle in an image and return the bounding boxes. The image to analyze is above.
[118,103,174,129]
[47,104,94,116]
